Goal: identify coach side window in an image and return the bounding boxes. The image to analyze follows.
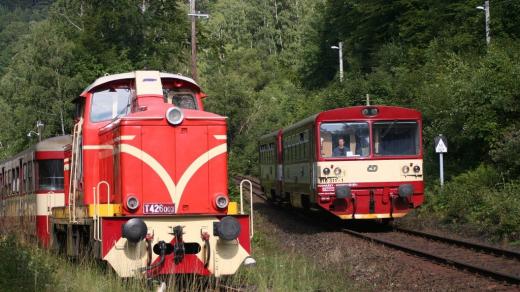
[27,161,33,193]
[38,160,64,191]
[90,87,131,122]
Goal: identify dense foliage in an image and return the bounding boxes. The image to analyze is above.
[0,0,519,240]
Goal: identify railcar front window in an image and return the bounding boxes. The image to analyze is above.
[320,122,370,158]
[373,121,419,156]
[38,160,64,191]
[90,88,131,122]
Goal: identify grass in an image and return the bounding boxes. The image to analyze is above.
[0,235,147,292]
[0,212,357,292]
[227,213,357,291]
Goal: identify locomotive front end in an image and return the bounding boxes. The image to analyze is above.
[97,73,252,277]
[315,106,424,220]
[54,71,252,279]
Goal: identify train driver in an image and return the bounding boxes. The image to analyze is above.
[333,138,349,156]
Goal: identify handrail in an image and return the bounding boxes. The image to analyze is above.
[68,118,83,223]
[239,179,254,239]
[93,187,98,241]
[47,191,54,233]
[94,181,110,242]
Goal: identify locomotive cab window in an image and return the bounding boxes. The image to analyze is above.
[320,122,370,158]
[38,160,64,191]
[90,87,131,122]
[163,89,198,110]
[373,121,419,156]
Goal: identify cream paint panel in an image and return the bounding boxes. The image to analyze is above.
[104,217,250,277]
[36,192,65,216]
[317,159,423,183]
[135,71,163,96]
[83,145,114,150]
[113,135,136,143]
[176,143,227,204]
[119,143,177,204]
[119,143,226,207]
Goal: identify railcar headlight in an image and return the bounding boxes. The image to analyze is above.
[215,195,229,209]
[126,195,139,212]
[402,166,410,173]
[334,167,342,176]
[413,165,421,173]
[323,168,331,175]
[166,107,184,125]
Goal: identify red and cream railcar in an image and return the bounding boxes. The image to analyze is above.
[259,106,424,220]
[0,136,71,246]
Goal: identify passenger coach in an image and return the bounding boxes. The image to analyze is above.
[259,106,424,220]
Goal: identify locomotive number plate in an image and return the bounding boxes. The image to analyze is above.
[143,203,175,215]
[319,177,344,183]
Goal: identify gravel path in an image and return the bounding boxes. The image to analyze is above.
[253,197,519,291]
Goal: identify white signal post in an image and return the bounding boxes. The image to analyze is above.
[434,134,448,187]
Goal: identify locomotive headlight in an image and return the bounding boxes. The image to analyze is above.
[413,165,421,173]
[215,195,229,209]
[402,166,410,173]
[166,107,184,125]
[323,168,331,175]
[126,195,139,211]
[334,167,342,176]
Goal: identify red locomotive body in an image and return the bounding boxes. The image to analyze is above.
[259,106,424,220]
[1,71,254,278]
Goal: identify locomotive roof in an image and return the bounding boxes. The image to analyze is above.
[81,71,200,95]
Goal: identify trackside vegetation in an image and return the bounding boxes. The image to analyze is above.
[0,214,357,291]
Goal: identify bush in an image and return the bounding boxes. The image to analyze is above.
[421,164,520,242]
[0,236,56,291]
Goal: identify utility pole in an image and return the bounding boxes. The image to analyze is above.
[188,0,209,82]
[331,42,344,82]
[190,0,197,81]
[477,1,490,45]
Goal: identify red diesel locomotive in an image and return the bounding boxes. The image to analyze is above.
[0,71,254,278]
[259,106,424,220]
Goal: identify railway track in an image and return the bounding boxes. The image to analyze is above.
[234,175,520,285]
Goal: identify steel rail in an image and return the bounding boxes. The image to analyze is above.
[342,228,520,285]
[236,175,520,284]
[395,227,520,260]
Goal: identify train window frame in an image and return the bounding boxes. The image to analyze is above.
[90,86,132,123]
[372,121,420,156]
[38,159,65,191]
[319,122,370,159]
[163,89,199,110]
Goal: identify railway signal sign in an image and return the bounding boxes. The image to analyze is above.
[435,135,447,187]
[435,135,448,153]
